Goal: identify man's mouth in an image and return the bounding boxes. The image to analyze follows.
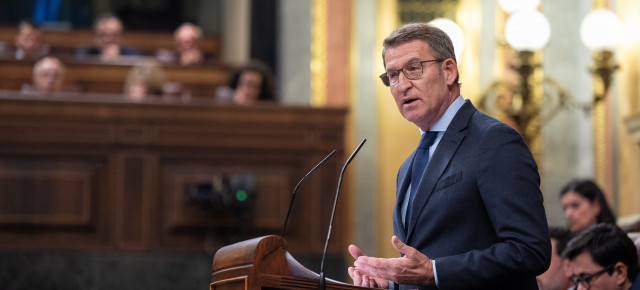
[404,98,417,105]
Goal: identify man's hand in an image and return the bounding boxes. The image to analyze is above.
[347,244,389,288]
[353,236,435,286]
[101,44,121,62]
[180,49,203,65]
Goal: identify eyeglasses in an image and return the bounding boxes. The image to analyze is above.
[379,59,443,87]
[570,264,614,289]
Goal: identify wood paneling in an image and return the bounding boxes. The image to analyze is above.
[0,92,347,255]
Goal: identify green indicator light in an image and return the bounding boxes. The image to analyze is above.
[236,190,248,201]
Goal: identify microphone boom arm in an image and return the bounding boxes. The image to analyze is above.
[318,138,366,289]
[280,150,337,238]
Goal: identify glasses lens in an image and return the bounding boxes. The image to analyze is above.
[388,70,400,86]
[379,73,390,86]
[404,62,424,79]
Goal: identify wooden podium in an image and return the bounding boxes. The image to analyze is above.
[210,235,371,290]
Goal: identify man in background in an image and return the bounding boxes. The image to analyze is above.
[22,56,65,95]
[173,22,203,66]
[563,223,640,290]
[75,13,141,62]
[13,20,49,60]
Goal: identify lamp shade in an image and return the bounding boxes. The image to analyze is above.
[581,9,623,51]
[428,18,465,62]
[497,0,541,14]
[505,10,551,51]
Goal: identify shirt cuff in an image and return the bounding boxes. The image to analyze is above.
[433,259,440,287]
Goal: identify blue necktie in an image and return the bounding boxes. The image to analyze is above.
[406,131,438,231]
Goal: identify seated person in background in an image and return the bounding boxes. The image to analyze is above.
[157,23,204,66]
[537,227,575,290]
[563,223,640,290]
[13,20,50,60]
[560,179,616,233]
[124,58,166,101]
[76,13,141,62]
[21,56,65,95]
[227,60,276,105]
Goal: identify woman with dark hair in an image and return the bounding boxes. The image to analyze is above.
[228,60,276,105]
[560,179,616,233]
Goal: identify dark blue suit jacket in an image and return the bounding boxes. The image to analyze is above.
[392,100,551,289]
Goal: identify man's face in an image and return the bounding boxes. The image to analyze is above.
[571,252,623,290]
[383,39,455,131]
[15,25,43,52]
[34,59,63,93]
[95,18,123,48]
[537,239,572,290]
[175,27,198,53]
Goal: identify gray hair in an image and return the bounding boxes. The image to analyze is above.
[382,23,460,86]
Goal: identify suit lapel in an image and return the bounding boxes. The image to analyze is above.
[406,101,476,241]
[394,152,415,242]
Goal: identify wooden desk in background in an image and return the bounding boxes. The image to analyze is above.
[0,58,231,99]
[0,92,348,257]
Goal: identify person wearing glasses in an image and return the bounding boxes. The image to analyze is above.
[563,223,640,290]
[347,23,550,289]
[75,13,141,62]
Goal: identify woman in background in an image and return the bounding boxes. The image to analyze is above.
[124,58,166,101]
[228,60,275,105]
[560,179,616,233]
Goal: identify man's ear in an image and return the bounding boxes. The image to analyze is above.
[612,261,629,287]
[441,58,458,86]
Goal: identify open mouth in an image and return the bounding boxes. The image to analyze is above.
[404,98,417,105]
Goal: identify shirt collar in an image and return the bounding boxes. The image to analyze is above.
[419,95,465,134]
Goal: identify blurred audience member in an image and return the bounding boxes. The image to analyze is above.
[157,22,204,66]
[538,227,575,290]
[174,22,204,65]
[560,179,616,233]
[0,20,50,60]
[22,56,65,95]
[563,224,640,290]
[124,58,166,101]
[76,13,141,62]
[14,20,50,60]
[228,60,276,105]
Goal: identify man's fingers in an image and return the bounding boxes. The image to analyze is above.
[391,235,418,257]
[348,267,363,286]
[348,244,366,259]
[391,235,413,256]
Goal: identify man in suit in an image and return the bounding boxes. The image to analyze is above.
[563,223,640,290]
[347,23,551,289]
[75,13,141,62]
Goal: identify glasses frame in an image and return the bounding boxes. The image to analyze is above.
[379,59,444,87]
[570,264,615,289]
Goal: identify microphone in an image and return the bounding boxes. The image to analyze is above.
[280,149,337,238]
[318,138,366,290]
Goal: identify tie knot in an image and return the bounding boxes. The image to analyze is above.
[418,132,438,149]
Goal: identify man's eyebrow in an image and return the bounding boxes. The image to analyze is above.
[386,57,421,72]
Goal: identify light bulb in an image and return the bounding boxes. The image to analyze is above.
[581,9,624,51]
[505,10,551,51]
[428,18,465,62]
